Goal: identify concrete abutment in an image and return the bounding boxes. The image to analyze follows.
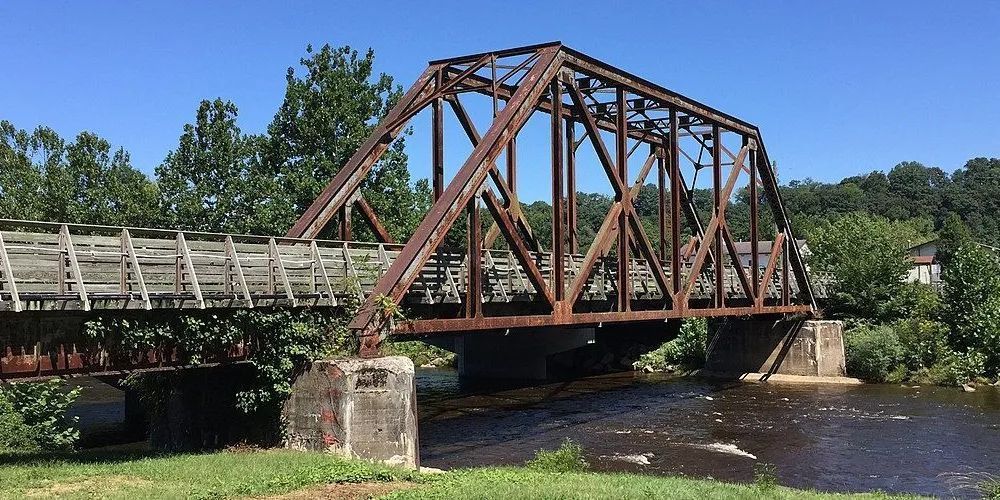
[705,319,847,378]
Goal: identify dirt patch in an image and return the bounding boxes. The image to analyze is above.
[24,476,153,498]
[263,481,417,499]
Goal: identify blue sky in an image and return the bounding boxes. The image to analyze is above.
[2,1,998,203]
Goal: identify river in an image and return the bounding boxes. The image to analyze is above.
[415,369,1000,497]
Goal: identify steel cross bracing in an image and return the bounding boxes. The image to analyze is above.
[285,42,818,356]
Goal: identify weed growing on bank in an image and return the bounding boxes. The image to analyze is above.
[525,438,589,472]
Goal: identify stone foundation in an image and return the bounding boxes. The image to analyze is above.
[282,356,419,468]
[705,319,846,378]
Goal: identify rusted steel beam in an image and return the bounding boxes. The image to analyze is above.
[681,145,749,304]
[749,137,760,299]
[466,198,482,318]
[287,64,441,239]
[481,190,554,307]
[445,95,540,251]
[397,304,812,334]
[551,79,565,301]
[432,97,445,201]
[712,125,724,308]
[669,109,682,297]
[566,117,578,255]
[757,232,785,308]
[354,197,395,244]
[616,88,630,312]
[753,134,815,309]
[348,46,563,347]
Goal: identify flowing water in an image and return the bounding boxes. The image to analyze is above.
[416,369,1000,497]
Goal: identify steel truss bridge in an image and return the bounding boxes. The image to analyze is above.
[0,42,819,378]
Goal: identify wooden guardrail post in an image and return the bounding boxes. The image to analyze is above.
[60,225,90,311]
[0,232,22,312]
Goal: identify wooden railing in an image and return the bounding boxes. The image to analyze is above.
[0,220,825,313]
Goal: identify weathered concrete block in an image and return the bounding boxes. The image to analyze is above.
[706,319,846,378]
[283,356,418,468]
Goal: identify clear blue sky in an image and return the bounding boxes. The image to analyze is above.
[2,1,998,203]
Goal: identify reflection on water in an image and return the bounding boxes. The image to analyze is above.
[416,369,1000,496]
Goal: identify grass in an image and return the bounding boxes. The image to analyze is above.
[0,449,925,500]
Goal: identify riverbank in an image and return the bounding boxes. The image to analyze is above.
[0,449,925,499]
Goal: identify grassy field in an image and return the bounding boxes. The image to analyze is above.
[0,449,923,499]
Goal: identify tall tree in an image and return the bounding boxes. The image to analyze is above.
[264,44,429,241]
[1,121,158,226]
[157,99,287,235]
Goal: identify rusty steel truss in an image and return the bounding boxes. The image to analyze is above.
[287,42,817,356]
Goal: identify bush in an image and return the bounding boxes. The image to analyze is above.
[0,379,81,451]
[942,243,1000,377]
[844,324,904,382]
[526,438,589,472]
[892,318,950,371]
[753,462,779,491]
[885,281,942,320]
[928,350,987,386]
[809,213,913,320]
[633,318,707,371]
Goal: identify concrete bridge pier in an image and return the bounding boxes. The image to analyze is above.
[427,327,596,380]
[705,318,846,378]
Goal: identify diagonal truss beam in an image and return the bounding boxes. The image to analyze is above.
[349,46,564,353]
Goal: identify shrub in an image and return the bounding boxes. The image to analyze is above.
[0,379,81,451]
[753,462,779,491]
[633,318,707,371]
[892,318,950,371]
[928,350,987,386]
[526,438,589,472]
[885,281,942,321]
[844,324,904,382]
[809,213,913,320]
[0,397,39,452]
[942,243,1000,377]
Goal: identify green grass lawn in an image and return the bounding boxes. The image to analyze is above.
[0,449,923,499]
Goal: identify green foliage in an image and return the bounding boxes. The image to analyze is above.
[941,243,1000,377]
[0,121,160,226]
[0,380,81,451]
[891,319,950,372]
[884,282,941,321]
[844,324,904,382]
[525,438,589,473]
[753,462,779,491]
[265,44,429,242]
[810,213,914,320]
[383,341,454,367]
[84,309,354,414]
[156,99,285,235]
[633,318,707,371]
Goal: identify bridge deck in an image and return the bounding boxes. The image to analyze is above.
[0,221,825,314]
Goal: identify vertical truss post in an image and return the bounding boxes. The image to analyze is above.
[466,197,482,318]
[338,205,352,241]
[432,96,445,201]
[566,115,577,255]
[656,144,667,263]
[749,137,759,299]
[616,87,630,311]
[782,232,791,305]
[506,137,517,196]
[550,79,565,301]
[712,125,724,307]
[669,108,682,298]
